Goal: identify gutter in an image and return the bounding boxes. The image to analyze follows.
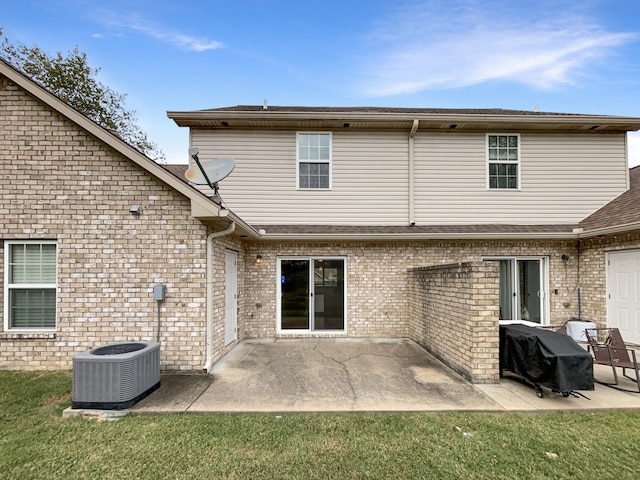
[576,221,640,239]
[254,231,579,241]
[167,109,640,130]
[203,221,236,373]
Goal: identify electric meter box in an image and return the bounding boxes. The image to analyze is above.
[153,284,166,301]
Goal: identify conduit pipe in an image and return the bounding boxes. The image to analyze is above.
[408,119,419,225]
[203,221,236,373]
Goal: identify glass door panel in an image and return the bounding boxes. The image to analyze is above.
[493,257,546,324]
[279,257,346,332]
[499,260,513,320]
[313,259,344,330]
[518,259,542,323]
[281,259,309,329]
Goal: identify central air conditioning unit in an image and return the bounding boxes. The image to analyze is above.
[72,341,161,410]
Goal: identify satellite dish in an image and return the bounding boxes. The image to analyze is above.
[185,147,236,206]
[185,157,236,185]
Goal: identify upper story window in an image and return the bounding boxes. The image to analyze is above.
[487,134,520,189]
[297,132,331,189]
[4,241,57,330]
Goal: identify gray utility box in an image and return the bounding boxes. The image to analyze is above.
[72,342,160,410]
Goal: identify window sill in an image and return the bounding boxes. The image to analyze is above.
[0,332,56,340]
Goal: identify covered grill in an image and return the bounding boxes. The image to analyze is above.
[499,323,594,397]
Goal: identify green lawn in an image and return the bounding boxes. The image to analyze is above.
[1,371,640,479]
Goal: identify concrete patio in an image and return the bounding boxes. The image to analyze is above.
[129,338,640,415]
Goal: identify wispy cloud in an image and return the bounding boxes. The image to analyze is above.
[92,10,223,52]
[356,0,637,96]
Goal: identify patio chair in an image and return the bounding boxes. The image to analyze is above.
[584,328,640,393]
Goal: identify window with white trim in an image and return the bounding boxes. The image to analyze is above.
[297,132,331,189]
[487,134,520,189]
[4,241,57,330]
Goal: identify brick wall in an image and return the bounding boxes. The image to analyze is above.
[409,262,500,383]
[0,77,244,370]
[242,239,580,340]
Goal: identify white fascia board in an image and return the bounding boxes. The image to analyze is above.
[256,232,578,241]
[167,109,640,130]
[577,221,640,238]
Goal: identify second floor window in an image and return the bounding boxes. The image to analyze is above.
[487,134,520,189]
[297,133,331,189]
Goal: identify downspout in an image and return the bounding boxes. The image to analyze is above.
[409,119,419,225]
[203,221,236,373]
[577,239,582,319]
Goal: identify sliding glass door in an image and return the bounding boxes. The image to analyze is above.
[280,259,310,329]
[488,257,547,324]
[279,257,346,332]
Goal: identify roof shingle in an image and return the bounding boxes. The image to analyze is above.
[579,166,640,232]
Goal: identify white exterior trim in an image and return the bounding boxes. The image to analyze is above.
[276,255,347,334]
[486,133,521,191]
[296,132,333,190]
[4,240,57,332]
[483,255,550,325]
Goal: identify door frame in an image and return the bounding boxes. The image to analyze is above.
[606,248,640,343]
[276,256,347,334]
[224,250,238,346]
[484,256,549,325]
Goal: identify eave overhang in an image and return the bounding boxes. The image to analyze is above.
[247,224,582,241]
[168,108,640,133]
[238,225,640,241]
[575,221,640,239]
[255,232,577,241]
[189,203,261,239]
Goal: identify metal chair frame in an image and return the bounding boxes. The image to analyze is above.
[585,328,640,393]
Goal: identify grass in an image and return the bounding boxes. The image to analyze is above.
[1,371,640,479]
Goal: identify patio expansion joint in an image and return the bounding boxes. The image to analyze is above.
[184,379,213,412]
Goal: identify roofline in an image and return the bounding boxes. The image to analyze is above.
[167,108,640,131]
[255,231,579,241]
[249,226,640,241]
[1,59,261,237]
[576,221,640,239]
[256,222,640,241]
[0,60,196,202]
[246,221,640,241]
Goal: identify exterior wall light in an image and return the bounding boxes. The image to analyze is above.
[256,254,262,265]
[130,205,142,215]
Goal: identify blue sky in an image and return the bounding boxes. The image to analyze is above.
[3,0,640,166]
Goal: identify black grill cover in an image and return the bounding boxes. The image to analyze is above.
[500,323,594,392]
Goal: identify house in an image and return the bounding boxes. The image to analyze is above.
[2,58,640,384]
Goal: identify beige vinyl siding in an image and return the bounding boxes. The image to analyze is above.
[413,132,629,225]
[191,129,409,225]
[191,129,628,226]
